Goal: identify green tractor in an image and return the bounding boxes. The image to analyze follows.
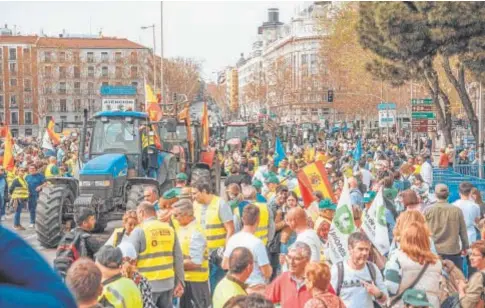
[35,109,178,248]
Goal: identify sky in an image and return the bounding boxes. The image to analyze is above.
[0,1,303,80]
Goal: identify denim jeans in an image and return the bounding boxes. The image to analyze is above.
[28,196,37,224]
[14,199,26,227]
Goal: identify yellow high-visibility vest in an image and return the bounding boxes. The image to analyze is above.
[175,221,209,282]
[110,228,125,247]
[213,276,247,308]
[142,134,155,148]
[44,163,57,178]
[194,196,227,249]
[11,176,29,200]
[136,219,175,281]
[233,202,269,245]
[99,275,143,308]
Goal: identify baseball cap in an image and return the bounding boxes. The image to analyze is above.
[176,173,188,181]
[363,191,377,203]
[318,199,337,211]
[402,289,432,307]
[252,179,263,189]
[95,246,123,269]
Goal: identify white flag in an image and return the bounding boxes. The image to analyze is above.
[41,131,54,151]
[326,177,356,264]
[362,189,390,255]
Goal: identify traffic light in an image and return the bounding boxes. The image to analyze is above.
[327,90,334,103]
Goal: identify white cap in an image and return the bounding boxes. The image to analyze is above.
[117,241,137,260]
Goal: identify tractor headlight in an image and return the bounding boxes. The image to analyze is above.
[94,180,111,187]
[79,181,92,187]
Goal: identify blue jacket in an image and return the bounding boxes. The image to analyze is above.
[0,225,77,307]
[25,173,46,198]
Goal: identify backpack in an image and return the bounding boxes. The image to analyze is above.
[336,261,379,305]
[439,259,466,308]
[53,229,89,279]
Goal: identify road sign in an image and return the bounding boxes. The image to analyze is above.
[378,102,396,128]
[100,85,137,96]
[411,98,437,132]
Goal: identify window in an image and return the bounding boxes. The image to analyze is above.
[88,82,94,94]
[46,99,53,112]
[102,66,108,77]
[73,51,80,63]
[9,63,16,75]
[44,85,52,94]
[74,99,81,111]
[130,51,137,63]
[23,48,30,60]
[44,66,52,77]
[301,54,308,65]
[87,52,94,63]
[23,63,30,75]
[60,99,67,112]
[11,111,18,125]
[25,128,32,136]
[115,66,122,78]
[24,95,32,108]
[131,81,138,88]
[59,51,66,62]
[24,111,32,125]
[24,79,32,92]
[59,66,67,79]
[115,52,122,62]
[130,66,138,78]
[74,66,80,78]
[0,95,3,108]
[10,79,17,87]
[101,52,108,62]
[59,82,66,94]
[9,48,16,60]
[88,66,94,77]
[74,82,81,94]
[44,51,51,62]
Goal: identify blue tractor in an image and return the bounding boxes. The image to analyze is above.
[36,110,178,248]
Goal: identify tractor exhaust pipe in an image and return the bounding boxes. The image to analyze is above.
[79,108,88,163]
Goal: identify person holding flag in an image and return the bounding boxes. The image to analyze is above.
[273,137,286,168]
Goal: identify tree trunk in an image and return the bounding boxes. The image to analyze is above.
[441,56,479,141]
[424,66,453,146]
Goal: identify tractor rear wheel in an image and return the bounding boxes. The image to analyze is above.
[73,195,107,233]
[36,185,75,248]
[125,183,158,211]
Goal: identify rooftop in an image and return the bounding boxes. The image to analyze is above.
[0,35,146,49]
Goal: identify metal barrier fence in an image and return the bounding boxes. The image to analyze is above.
[452,164,481,178]
[433,167,485,202]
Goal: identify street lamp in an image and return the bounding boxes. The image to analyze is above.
[141,24,156,93]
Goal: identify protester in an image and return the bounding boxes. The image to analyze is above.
[213,247,254,308]
[105,210,138,247]
[95,245,143,308]
[9,166,29,230]
[424,184,469,269]
[390,210,437,255]
[65,258,103,308]
[348,177,363,208]
[266,242,313,307]
[304,262,346,308]
[331,232,388,308]
[129,201,184,308]
[172,199,211,308]
[453,182,481,246]
[0,166,8,221]
[143,186,159,210]
[223,204,272,294]
[222,293,274,308]
[384,222,442,307]
[286,207,321,262]
[25,164,47,228]
[458,240,485,307]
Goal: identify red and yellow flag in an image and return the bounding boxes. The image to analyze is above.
[47,119,61,146]
[3,126,14,172]
[147,103,163,122]
[201,102,209,147]
[297,178,316,208]
[297,160,336,203]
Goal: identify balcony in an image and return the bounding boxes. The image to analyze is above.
[58,89,67,95]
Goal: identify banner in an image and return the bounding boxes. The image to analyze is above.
[297,160,336,203]
[326,178,356,264]
[361,189,390,255]
[41,130,54,151]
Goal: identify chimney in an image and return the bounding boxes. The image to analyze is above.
[268,8,279,23]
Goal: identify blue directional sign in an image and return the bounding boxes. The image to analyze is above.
[100,85,137,96]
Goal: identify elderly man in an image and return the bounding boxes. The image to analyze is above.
[265,242,313,307]
[128,201,184,308]
[172,199,211,308]
[143,186,159,210]
[425,184,469,269]
[349,177,363,208]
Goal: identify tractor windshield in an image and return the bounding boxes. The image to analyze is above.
[91,118,140,154]
[225,125,248,140]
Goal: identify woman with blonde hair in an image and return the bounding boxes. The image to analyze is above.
[304,262,346,308]
[105,210,138,247]
[389,210,437,255]
[384,222,442,308]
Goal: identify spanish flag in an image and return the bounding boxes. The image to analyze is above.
[3,126,14,172]
[297,160,336,203]
[201,102,209,147]
[297,178,316,207]
[47,119,61,146]
[145,82,157,105]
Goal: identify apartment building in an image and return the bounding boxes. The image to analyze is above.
[0,35,39,136]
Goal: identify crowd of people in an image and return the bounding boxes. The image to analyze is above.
[4,133,485,308]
